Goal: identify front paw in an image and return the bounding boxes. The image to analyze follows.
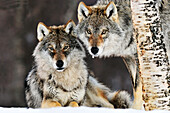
[69,101,79,107]
[41,99,62,108]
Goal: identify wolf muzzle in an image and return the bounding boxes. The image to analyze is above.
[56,60,64,71]
[91,47,99,55]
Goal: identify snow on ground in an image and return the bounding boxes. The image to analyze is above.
[0,107,169,113]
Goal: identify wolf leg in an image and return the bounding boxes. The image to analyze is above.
[84,76,114,108]
[69,101,79,107]
[41,98,62,108]
[107,90,132,108]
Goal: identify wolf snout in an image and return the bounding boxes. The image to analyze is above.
[56,60,64,68]
[91,47,99,55]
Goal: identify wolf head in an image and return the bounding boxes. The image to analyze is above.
[33,20,84,72]
[76,2,133,58]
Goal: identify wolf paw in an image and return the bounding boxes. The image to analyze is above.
[41,100,62,108]
[69,101,79,107]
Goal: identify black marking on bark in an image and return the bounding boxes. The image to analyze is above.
[154,74,162,77]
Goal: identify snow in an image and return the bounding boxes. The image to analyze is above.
[0,107,169,113]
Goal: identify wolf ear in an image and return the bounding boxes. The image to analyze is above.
[78,2,91,22]
[104,2,118,22]
[64,20,76,34]
[37,22,50,41]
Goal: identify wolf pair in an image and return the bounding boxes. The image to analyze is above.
[25,0,170,109]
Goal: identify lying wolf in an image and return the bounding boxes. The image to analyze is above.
[25,20,132,108]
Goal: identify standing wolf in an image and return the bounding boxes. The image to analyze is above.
[25,20,132,108]
[76,0,170,109]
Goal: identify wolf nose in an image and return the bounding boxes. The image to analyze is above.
[56,60,64,68]
[91,47,99,55]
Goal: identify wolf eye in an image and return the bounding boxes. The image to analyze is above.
[86,29,92,35]
[101,29,108,35]
[63,45,69,51]
[48,46,55,52]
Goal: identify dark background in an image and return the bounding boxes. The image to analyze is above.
[0,0,133,107]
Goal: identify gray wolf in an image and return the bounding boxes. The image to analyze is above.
[76,0,169,109]
[25,20,132,108]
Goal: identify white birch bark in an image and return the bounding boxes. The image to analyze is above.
[131,0,170,110]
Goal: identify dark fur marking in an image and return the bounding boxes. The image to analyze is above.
[63,51,70,57]
[96,105,102,107]
[125,35,134,49]
[40,42,48,51]
[39,79,44,98]
[71,39,83,51]
[81,9,88,18]
[134,73,138,91]
[55,29,60,34]
[38,88,43,99]
[61,87,69,92]
[41,30,45,36]
[52,80,56,85]
[75,44,82,51]
[134,57,140,91]
[110,91,130,109]
[131,76,135,88]
[68,26,73,34]
[64,102,70,107]
[97,8,104,16]
[124,15,131,26]
[49,51,55,58]
[25,65,37,91]
[108,9,113,19]
[24,79,29,92]
[48,74,52,80]
[60,85,80,92]
[45,95,52,100]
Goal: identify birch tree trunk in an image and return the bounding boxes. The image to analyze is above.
[131,0,170,110]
